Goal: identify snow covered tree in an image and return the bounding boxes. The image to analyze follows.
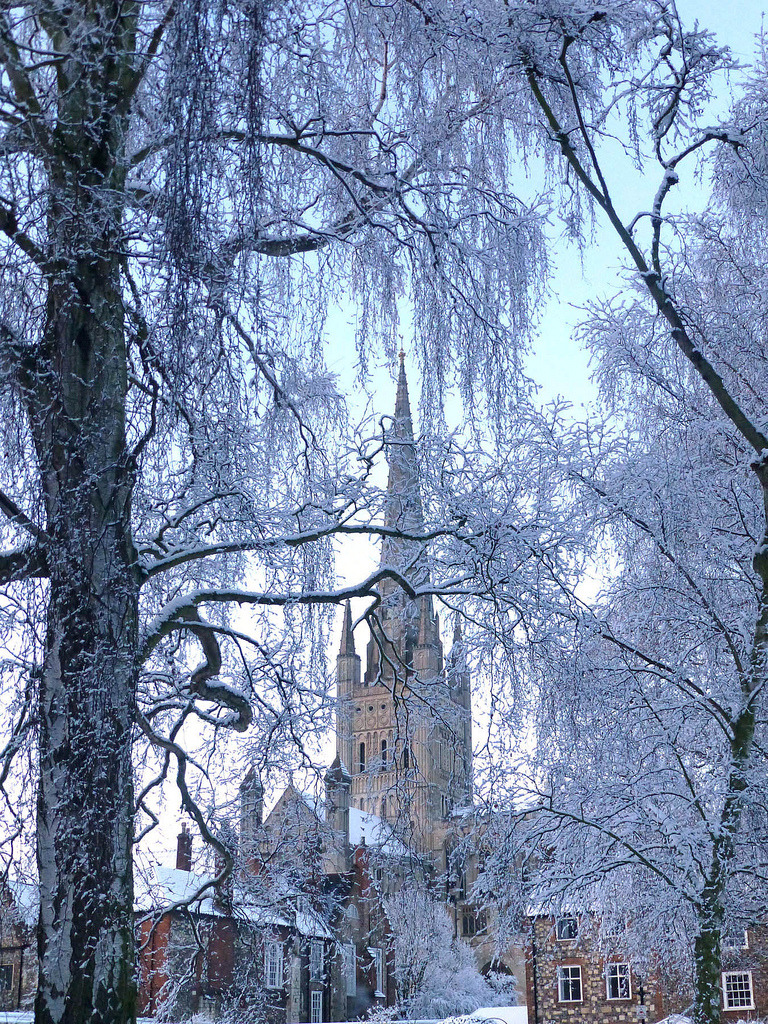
[461,8,768,1024]
[3,2,766,1023]
[0,2,550,1023]
[383,888,514,1018]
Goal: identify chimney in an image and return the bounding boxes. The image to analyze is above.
[176,822,192,872]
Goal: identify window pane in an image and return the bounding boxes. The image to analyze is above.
[606,964,631,1000]
[311,990,323,1023]
[344,944,356,997]
[557,917,578,941]
[723,972,753,1009]
[310,941,323,982]
[558,965,582,1002]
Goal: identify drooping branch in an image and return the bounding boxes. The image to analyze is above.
[524,56,768,457]
[178,607,251,733]
[135,708,235,924]
[139,521,477,580]
[139,566,429,666]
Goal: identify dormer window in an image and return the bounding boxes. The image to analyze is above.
[556,915,578,941]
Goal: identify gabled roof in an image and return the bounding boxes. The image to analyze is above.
[136,864,333,937]
[7,878,37,928]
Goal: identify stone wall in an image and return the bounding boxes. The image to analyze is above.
[525,916,661,1024]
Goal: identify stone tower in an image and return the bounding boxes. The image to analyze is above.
[334,355,472,853]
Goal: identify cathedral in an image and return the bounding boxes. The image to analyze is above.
[135,358,522,1022]
[331,352,474,854]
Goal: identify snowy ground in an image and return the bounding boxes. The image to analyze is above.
[0,1017,157,1024]
[0,1007,527,1024]
[468,1008,528,1024]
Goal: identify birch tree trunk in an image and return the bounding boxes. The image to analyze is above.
[24,5,139,1021]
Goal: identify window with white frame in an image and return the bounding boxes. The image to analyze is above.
[311,990,323,1023]
[264,940,284,989]
[368,947,384,997]
[723,930,749,951]
[722,971,754,1010]
[556,916,578,941]
[606,963,631,1000]
[342,943,356,997]
[558,965,582,1002]
[310,940,324,982]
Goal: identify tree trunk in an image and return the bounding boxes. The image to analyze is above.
[691,553,763,1024]
[24,5,140,1021]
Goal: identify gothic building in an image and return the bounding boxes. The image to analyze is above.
[332,352,473,854]
[135,358,523,1021]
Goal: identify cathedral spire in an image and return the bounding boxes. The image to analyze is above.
[339,600,356,657]
[381,353,427,584]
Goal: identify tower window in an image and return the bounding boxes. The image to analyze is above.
[403,746,409,770]
[359,742,366,772]
[381,739,387,768]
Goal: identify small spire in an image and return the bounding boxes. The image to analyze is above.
[392,350,413,434]
[417,595,434,647]
[325,753,352,786]
[398,345,406,364]
[339,600,357,657]
[453,614,463,645]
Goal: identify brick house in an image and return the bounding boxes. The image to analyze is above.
[720,926,768,1020]
[136,821,336,1022]
[136,779,398,1023]
[0,877,36,1011]
[526,914,768,1024]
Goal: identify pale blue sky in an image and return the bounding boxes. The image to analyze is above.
[527,0,766,407]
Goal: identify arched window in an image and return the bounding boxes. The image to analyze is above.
[359,742,366,773]
[403,745,409,770]
[380,738,387,769]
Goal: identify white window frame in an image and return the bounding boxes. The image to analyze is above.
[265,939,284,989]
[556,916,578,941]
[722,971,755,1010]
[310,940,324,982]
[723,930,749,952]
[368,946,385,997]
[606,963,632,1000]
[310,989,323,1023]
[342,943,356,997]
[558,965,583,1003]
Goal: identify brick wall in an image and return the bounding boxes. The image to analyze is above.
[721,926,768,1020]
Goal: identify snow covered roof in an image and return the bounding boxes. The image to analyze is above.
[135,864,332,937]
[7,878,37,928]
[348,807,410,857]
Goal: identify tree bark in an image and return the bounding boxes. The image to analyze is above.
[22,4,140,1021]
